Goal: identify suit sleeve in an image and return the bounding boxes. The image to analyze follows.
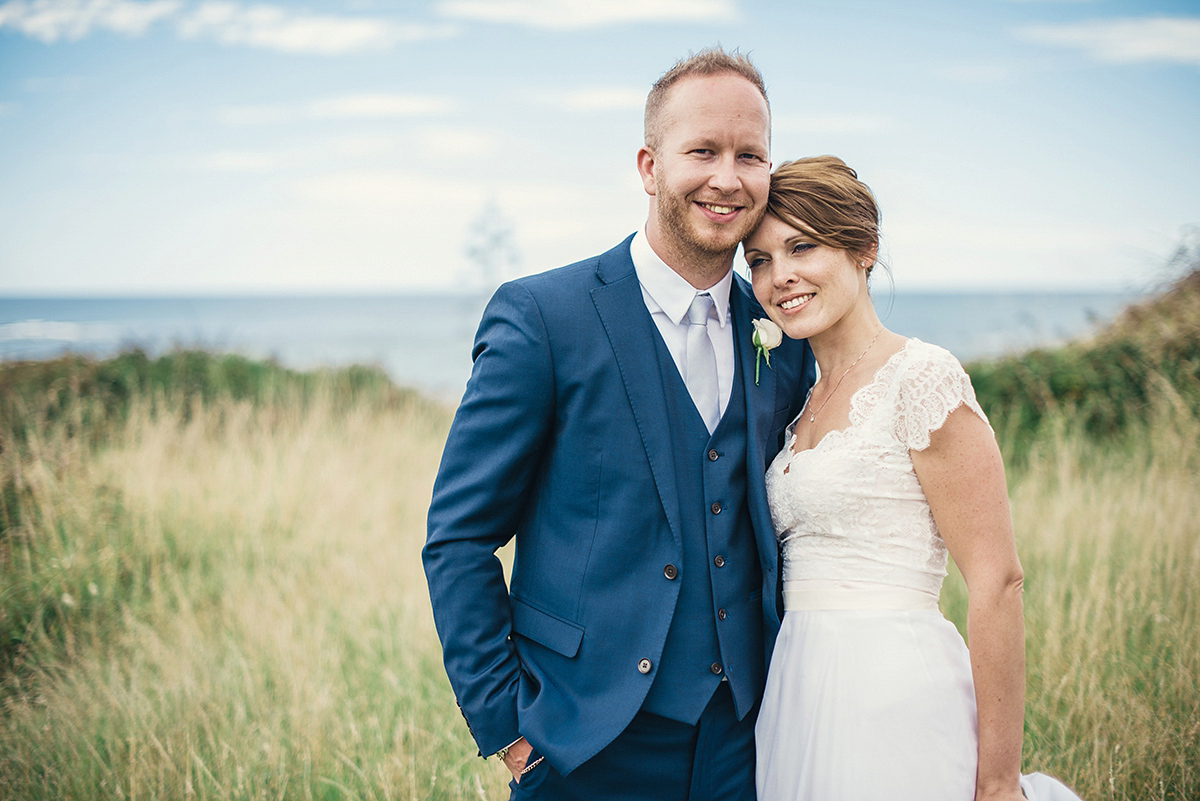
[423,280,555,757]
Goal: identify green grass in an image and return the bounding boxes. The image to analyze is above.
[937,397,1200,800]
[1,351,501,800]
[2,266,1199,801]
[968,267,1200,463]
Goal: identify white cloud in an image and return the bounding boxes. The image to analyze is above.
[0,0,181,42]
[328,133,403,157]
[892,217,1119,252]
[884,218,1145,289]
[287,169,643,286]
[0,0,456,53]
[22,74,87,92]
[218,93,458,126]
[418,127,497,160]
[216,102,292,126]
[940,62,1017,84]
[773,113,894,135]
[204,149,287,172]
[292,171,466,206]
[1019,16,1200,66]
[308,93,458,118]
[177,2,453,54]
[558,87,645,111]
[436,0,736,30]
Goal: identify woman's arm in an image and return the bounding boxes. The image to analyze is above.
[912,405,1026,801]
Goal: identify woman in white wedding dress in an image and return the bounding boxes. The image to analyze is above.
[744,156,1082,801]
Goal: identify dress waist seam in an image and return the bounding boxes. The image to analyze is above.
[782,579,939,611]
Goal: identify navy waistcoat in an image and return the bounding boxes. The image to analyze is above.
[641,325,764,723]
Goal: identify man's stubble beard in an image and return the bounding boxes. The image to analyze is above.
[656,187,765,274]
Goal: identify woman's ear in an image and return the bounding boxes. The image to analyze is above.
[859,241,879,268]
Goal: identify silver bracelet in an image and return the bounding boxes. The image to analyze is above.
[520,756,545,776]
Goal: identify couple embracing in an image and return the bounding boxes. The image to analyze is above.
[424,48,1080,801]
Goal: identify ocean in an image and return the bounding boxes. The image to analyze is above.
[0,291,1138,404]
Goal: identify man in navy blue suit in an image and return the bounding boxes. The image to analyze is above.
[424,47,814,800]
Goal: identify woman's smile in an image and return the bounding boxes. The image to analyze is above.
[778,293,815,312]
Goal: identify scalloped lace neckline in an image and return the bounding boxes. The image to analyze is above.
[788,337,918,458]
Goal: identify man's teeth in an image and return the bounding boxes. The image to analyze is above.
[780,295,813,310]
[701,203,736,214]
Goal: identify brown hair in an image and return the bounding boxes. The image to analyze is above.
[644,46,769,151]
[765,155,881,269]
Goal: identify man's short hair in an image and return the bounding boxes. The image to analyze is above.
[644,46,769,151]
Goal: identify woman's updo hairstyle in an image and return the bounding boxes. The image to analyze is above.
[766,155,881,272]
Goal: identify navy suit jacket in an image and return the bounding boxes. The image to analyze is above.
[423,235,814,775]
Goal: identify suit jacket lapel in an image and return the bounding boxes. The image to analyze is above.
[730,276,781,572]
[591,241,683,549]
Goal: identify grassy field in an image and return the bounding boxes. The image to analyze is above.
[1,272,1197,799]
[0,358,502,800]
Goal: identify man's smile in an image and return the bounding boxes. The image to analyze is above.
[698,202,738,215]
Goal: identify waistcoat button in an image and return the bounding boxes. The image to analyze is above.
[711,502,722,514]
[710,662,723,675]
[638,658,652,674]
[663,564,678,580]
[707,449,719,461]
[713,555,725,567]
[718,608,727,620]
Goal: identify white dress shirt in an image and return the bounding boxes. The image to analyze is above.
[629,229,736,421]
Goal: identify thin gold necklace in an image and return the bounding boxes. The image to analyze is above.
[807,329,882,423]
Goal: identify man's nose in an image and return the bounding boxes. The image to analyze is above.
[708,154,740,194]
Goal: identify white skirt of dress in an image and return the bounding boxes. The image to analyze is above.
[756,606,979,801]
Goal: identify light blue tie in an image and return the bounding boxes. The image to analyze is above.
[686,292,720,433]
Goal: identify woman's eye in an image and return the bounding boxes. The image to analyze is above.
[747,256,767,269]
[792,243,815,255]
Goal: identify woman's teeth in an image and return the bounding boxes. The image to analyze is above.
[780,294,813,310]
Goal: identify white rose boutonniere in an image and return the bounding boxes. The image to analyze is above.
[751,319,783,385]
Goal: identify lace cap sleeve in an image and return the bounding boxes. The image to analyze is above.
[893,341,989,451]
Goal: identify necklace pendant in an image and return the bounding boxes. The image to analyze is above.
[805,328,883,427]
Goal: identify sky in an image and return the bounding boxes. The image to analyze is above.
[1,0,1198,295]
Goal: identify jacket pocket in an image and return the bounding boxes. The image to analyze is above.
[510,596,585,658]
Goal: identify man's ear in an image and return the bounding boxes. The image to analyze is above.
[636,146,657,196]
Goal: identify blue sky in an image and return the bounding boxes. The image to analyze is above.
[1,0,1198,294]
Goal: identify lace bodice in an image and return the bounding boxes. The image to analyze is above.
[765,339,989,597]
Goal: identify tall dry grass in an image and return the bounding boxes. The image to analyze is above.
[1,355,1196,799]
[1016,403,1198,800]
[1,382,514,800]
[939,395,1200,800]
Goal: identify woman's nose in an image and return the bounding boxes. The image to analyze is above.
[772,259,795,287]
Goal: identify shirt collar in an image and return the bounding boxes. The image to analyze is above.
[630,228,732,328]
